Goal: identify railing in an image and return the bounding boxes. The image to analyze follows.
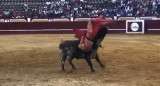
[0,17,160,23]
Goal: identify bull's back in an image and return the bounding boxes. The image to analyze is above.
[59,40,84,59]
[59,40,79,49]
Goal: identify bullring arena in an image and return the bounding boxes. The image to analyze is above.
[0,18,160,86]
[0,34,160,86]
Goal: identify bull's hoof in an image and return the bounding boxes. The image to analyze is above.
[62,68,65,72]
[72,67,77,70]
[91,69,95,73]
[101,64,105,68]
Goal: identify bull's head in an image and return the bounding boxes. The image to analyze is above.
[59,39,65,49]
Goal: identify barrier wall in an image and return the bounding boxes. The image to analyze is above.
[0,22,87,34]
[0,20,160,34]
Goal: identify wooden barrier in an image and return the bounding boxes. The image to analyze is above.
[10,19,26,22]
[105,17,113,21]
[0,20,159,34]
[74,18,91,21]
[141,17,157,20]
[32,19,48,22]
[118,17,134,21]
[53,18,70,22]
[0,19,4,22]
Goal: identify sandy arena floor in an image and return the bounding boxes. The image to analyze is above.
[0,34,160,86]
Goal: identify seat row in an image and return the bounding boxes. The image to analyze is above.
[0,0,49,2]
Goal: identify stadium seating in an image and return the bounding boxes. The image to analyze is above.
[0,0,48,17]
[0,0,158,20]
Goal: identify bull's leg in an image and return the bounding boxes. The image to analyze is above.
[84,55,95,72]
[68,57,76,69]
[95,54,105,68]
[61,55,67,71]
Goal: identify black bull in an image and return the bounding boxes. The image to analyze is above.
[59,27,108,72]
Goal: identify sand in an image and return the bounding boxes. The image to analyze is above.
[0,34,159,86]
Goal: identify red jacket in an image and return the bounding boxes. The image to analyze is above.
[73,28,86,39]
[73,17,109,41]
[88,17,109,40]
[73,17,110,51]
